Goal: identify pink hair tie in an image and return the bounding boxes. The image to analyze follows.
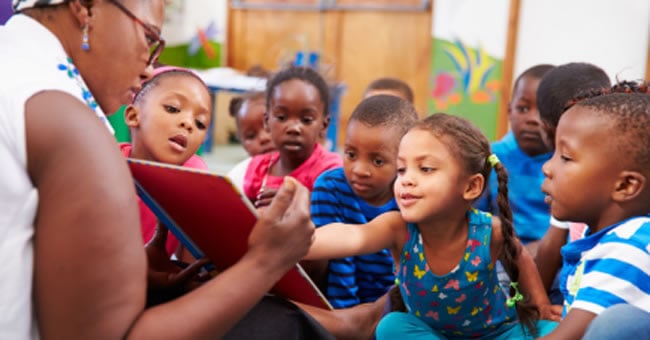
[133,66,202,103]
[145,66,198,86]
[152,66,191,78]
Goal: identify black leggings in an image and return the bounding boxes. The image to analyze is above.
[224,295,334,340]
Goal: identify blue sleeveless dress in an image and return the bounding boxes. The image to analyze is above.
[395,209,517,338]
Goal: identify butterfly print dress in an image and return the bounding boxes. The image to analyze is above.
[395,209,518,338]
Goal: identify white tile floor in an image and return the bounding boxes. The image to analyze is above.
[201,144,249,175]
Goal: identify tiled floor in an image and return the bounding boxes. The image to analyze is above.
[201,143,249,175]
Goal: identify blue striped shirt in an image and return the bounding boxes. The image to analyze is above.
[311,167,397,308]
[560,216,650,316]
[475,132,552,243]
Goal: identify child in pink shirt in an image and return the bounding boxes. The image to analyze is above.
[243,66,342,207]
[121,66,212,256]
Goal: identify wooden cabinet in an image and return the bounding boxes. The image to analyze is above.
[227,0,432,147]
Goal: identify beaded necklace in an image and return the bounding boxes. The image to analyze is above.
[57,57,114,134]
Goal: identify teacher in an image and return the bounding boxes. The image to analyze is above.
[0,0,318,338]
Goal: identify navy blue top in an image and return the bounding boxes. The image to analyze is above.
[311,167,397,308]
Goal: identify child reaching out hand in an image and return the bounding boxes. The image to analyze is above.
[306,113,559,338]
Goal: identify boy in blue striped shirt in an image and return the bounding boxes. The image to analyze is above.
[310,95,417,308]
[540,81,650,339]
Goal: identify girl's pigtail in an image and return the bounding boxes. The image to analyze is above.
[493,160,539,336]
[388,285,407,312]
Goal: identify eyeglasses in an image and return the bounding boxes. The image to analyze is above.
[107,0,165,66]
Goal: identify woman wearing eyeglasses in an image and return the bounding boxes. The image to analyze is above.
[0,1,333,338]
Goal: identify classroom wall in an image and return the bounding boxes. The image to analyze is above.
[181,0,649,148]
[227,4,432,148]
[159,0,227,69]
[429,0,511,141]
[513,0,649,85]
[163,0,227,46]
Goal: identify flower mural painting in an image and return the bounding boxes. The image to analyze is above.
[432,39,502,111]
[429,0,511,141]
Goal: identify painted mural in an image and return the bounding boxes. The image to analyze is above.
[158,0,225,69]
[429,38,503,141]
[429,0,510,141]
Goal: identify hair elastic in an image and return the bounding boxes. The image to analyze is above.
[487,154,500,168]
[506,282,524,307]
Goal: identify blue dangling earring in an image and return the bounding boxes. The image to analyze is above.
[81,22,90,51]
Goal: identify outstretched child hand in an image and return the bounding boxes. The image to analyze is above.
[145,223,211,294]
[538,304,563,322]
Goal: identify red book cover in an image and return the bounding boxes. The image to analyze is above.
[127,158,332,310]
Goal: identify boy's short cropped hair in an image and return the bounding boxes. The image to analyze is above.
[570,81,650,169]
[536,62,610,128]
[364,77,414,104]
[350,94,418,136]
[228,91,265,118]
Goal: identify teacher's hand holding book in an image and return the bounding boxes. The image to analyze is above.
[248,177,315,274]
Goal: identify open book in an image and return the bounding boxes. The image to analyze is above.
[127,158,332,310]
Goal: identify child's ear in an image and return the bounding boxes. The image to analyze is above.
[463,173,485,201]
[67,0,91,29]
[124,105,141,128]
[320,115,330,139]
[612,171,646,202]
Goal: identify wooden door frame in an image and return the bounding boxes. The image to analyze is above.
[645,34,650,81]
[496,0,521,139]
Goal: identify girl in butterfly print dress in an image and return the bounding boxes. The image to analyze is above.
[306,114,561,339]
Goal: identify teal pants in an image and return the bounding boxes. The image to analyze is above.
[376,312,558,340]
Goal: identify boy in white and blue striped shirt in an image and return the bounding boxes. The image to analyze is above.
[540,81,650,339]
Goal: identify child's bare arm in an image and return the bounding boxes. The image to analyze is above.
[539,308,597,340]
[535,225,568,292]
[305,211,404,260]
